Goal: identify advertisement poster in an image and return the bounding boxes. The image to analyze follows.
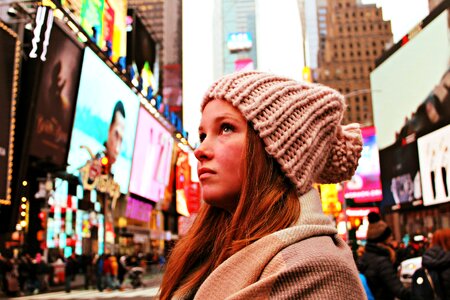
[371,8,450,151]
[67,47,139,194]
[80,0,105,47]
[378,142,422,212]
[29,22,83,166]
[371,6,450,211]
[0,22,19,205]
[129,107,174,202]
[344,126,382,203]
[418,124,450,206]
[125,196,152,222]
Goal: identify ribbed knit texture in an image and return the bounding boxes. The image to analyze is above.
[202,71,363,195]
[188,189,366,299]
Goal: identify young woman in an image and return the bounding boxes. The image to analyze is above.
[420,228,450,299]
[160,71,365,299]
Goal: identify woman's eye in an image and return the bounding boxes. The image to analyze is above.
[221,123,234,134]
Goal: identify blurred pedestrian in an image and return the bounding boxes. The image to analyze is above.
[94,254,105,292]
[359,212,411,300]
[414,228,450,300]
[118,255,127,288]
[103,254,113,291]
[109,255,119,290]
[64,252,77,293]
[160,71,365,299]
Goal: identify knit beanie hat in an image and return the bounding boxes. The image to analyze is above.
[366,212,392,243]
[201,71,363,195]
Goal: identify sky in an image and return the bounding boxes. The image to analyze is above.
[361,0,430,42]
[182,0,433,146]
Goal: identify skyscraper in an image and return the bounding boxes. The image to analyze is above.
[316,0,392,125]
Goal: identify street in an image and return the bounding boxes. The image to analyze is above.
[2,286,160,300]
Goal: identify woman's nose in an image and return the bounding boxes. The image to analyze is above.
[194,140,213,161]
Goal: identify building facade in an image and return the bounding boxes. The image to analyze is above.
[316,0,393,126]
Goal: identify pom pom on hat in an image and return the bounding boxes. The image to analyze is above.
[202,71,363,195]
[366,212,392,243]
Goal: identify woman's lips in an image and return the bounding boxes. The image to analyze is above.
[198,167,216,179]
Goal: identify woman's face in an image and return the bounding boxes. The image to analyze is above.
[194,100,248,211]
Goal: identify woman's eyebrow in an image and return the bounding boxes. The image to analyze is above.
[198,114,241,132]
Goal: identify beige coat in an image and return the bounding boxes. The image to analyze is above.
[181,189,366,300]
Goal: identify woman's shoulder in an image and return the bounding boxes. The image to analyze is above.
[262,235,357,277]
[259,235,365,299]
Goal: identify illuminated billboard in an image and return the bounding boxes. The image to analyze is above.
[344,126,382,203]
[418,124,450,206]
[29,21,83,167]
[67,47,140,194]
[370,3,450,211]
[0,22,19,206]
[129,107,174,202]
[227,32,253,52]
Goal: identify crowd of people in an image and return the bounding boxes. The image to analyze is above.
[0,252,50,296]
[357,212,450,300]
[0,250,165,297]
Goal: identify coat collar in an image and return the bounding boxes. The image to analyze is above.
[192,188,337,299]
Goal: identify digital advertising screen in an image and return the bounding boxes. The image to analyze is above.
[344,126,382,203]
[0,22,19,205]
[80,0,104,47]
[370,4,450,211]
[129,107,174,202]
[418,124,450,206]
[67,47,139,194]
[125,196,152,222]
[371,6,450,152]
[378,142,422,212]
[29,21,84,167]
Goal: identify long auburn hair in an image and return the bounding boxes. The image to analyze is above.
[159,123,301,299]
[431,228,450,251]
